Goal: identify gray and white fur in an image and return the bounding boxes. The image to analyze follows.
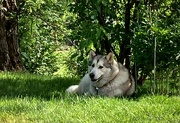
[66,50,135,97]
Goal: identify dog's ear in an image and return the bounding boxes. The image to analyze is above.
[106,52,114,64]
[89,50,96,61]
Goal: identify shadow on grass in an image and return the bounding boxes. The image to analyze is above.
[0,72,79,99]
[1,72,165,100]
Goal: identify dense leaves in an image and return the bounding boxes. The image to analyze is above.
[18,0,74,74]
[16,0,180,83]
[69,0,180,82]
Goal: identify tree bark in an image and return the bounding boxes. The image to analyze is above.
[119,0,134,70]
[0,0,24,71]
[0,9,11,70]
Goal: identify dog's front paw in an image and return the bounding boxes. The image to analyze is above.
[66,85,79,94]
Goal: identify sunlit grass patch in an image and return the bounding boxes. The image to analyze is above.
[0,95,179,123]
[0,72,179,123]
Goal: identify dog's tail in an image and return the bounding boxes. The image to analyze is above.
[66,85,79,94]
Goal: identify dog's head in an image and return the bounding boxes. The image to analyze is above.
[88,50,114,82]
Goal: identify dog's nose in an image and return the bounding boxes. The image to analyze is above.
[89,73,95,78]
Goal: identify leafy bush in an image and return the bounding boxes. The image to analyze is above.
[18,0,74,75]
[19,13,58,75]
[53,48,80,77]
[21,41,58,75]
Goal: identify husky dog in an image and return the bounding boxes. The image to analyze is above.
[66,50,135,97]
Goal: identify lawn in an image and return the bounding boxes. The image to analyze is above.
[0,72,179,123]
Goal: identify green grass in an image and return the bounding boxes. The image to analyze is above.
[0,72,180,123]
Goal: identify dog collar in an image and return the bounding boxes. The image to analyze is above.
[95,87,99,94]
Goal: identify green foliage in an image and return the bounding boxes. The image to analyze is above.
[18,0,74,75]
[70,0,124,52]
[66,0,180,91]
[68,0,125,74]
[53,48,81,78]
[16,0,180,93]
[69,0,180,77]
[132,1,180,76]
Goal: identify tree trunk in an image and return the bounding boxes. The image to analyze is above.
[119,3,129,65]
[119,0,134,70]
[0,0,24,71]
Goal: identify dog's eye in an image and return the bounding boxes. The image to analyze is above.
[92,64,95,67]
[99,66,103,69]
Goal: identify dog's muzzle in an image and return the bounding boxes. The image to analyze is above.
[89,73,103,82]
[89,73,95,79]
[89,73,97,81]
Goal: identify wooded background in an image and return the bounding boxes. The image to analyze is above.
[0,0,179,93]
